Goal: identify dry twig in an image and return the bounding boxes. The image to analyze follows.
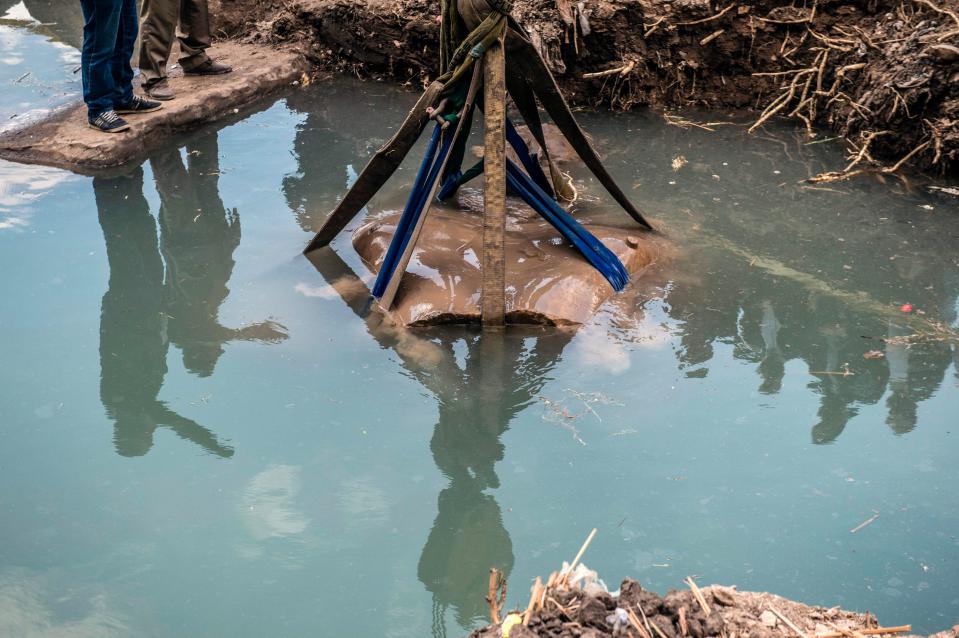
[486,568,507,624]
[582,60,635,79]
[685,577,712,615]
[561,528,598,585]
[911,0,959,40]
[674,3,737,26]
[523,577,546,625]
[769,606,809,638]
[815,626,912,638]
[700,29,725,45]
[644,15,666,36]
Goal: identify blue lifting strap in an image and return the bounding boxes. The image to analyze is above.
[372,124,449,298]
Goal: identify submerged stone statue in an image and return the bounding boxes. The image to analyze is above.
[304,0,663,326]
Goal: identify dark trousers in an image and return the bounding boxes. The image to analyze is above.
[79,0,137,119]
[138,0,212,87]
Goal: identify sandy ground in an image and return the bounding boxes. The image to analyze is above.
[0,41,307,173]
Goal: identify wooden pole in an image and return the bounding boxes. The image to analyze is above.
[481,38,507,328]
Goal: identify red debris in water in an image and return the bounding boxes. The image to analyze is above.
[900,303,913,313]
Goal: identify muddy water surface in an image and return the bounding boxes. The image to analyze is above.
[1,28,959,638]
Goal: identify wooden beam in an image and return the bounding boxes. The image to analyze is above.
[482,38,507,328]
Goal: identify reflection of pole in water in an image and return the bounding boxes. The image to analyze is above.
[757,300,785,395]
[95,167,234,457]
[305,250,571,636]
[885,321,916,435]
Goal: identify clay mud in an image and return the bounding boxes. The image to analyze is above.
[353,196,670,326]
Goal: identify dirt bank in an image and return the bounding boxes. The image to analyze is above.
[0,42,306,173]
[468,573,959,638]
[213,0,959,176]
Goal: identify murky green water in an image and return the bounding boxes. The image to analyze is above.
[2,12,959,637]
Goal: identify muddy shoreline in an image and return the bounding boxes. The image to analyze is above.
[213,0,958,177]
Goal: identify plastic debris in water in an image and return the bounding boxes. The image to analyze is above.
[900,303,913,313]
[606,608,630,636]
[501,613,523,637]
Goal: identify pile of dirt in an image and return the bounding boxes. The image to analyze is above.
[468,576,958,638]
[211,0,959,176]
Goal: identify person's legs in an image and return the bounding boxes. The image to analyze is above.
[110,0,137,108]
[79,0,122,119]
[176,0,211,70]
[138,0,178,88]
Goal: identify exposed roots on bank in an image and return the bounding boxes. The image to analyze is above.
[215,0,959,177]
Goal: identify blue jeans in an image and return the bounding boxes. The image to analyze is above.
[79,0,138,119]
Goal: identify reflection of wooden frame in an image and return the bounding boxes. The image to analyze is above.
[305,245,575,627]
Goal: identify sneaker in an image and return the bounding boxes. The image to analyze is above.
[115,95,164,114]
[88,110,130,133]
[144,81,175,101]
[184,59,233,75]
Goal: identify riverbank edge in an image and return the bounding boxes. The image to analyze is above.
[0,41,307,174]
[214,0,959,178]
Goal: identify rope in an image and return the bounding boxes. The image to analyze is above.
[438,0,513,96]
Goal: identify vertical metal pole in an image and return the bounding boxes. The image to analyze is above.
[482,39,507,328]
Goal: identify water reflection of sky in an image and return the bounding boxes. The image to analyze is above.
[0,160,76,229]
[0,1,82,131]
[1,70,958,638]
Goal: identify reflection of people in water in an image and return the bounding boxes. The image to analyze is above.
[882,321,954,436]
[95,167,234,457]
[0,0,86,50]
[734,297,786,395]
[419,332,571,632]
[96,134,286,457]
[666,261,957,444]
[307,250,572,636]
[151,133,287,377]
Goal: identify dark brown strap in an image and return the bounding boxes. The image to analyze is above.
[505,64,574,200]
[304,81,444,252]
[507,23,655,231]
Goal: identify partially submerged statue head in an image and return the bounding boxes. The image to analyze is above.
[353,200,669,327]
[304,0,666,326]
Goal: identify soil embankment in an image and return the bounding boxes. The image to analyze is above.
[215,0,959,176]
[468,575,959,638]
[0,42,306,173]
